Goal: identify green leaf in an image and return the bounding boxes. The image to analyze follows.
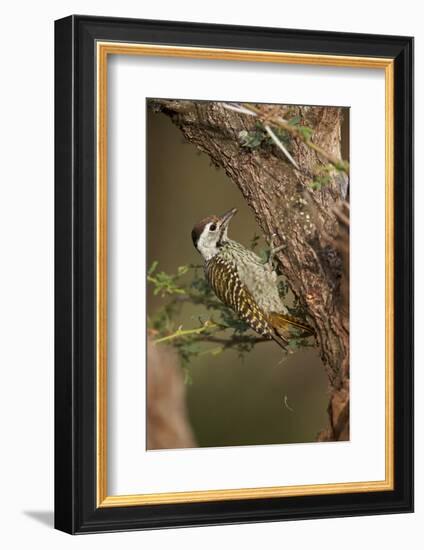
[288,340,299,350]
[288,115,301,126]
[148,260,158,276]
[147,240,316,376]
[183,367,193,385]
[177,265,189,276]
[309,171,331,191]
[298,126,313,141]
[259,249,268,263]
[334,159,349,172]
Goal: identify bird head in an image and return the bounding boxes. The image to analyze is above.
[191,208,237,260]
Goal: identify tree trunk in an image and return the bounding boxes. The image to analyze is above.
[152,100,350,442]
[147,340,196,449]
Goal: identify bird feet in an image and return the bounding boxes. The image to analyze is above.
[267,233,286,269]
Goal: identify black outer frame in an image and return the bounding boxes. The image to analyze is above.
[54,15,414,534]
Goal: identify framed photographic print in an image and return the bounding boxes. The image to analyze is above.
[54,15,413,534]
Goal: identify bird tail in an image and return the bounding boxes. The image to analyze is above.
[269,311,315,341]
[270,331,289,350]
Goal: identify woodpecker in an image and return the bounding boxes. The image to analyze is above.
[191,208,314,350]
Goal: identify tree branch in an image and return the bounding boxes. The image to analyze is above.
[241,103,349,174]
[150,99,350,442]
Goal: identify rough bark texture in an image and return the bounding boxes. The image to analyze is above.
[152,100,349,442]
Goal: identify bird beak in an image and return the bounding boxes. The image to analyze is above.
[218,208,237,243]
[219,208,237,229]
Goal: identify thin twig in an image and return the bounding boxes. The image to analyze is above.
[154,322,269,348]
[223,101,348,175]
[283,395,294,412]
[153,321,223,344]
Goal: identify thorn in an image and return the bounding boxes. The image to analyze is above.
[221,103,257,117]
[264,124,300,170]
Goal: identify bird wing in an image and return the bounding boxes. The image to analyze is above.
[206,257,313,350]
[206,256,273,338]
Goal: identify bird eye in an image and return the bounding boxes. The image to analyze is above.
[209,224,217,231]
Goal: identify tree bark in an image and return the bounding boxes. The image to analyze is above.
[151,100,349,441]
[147,340,196,449]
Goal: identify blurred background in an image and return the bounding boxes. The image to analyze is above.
[146,105,348,449]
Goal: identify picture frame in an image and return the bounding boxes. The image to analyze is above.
[54,15,413,534]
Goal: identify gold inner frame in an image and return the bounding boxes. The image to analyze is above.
[96,42,395,508]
